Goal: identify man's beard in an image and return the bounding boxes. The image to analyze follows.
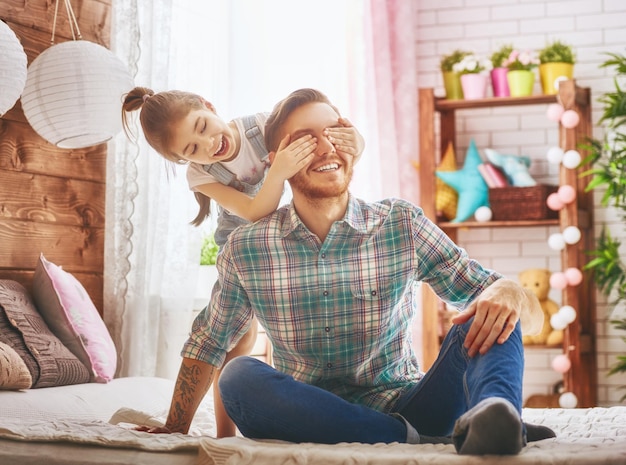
[289,160,353,199]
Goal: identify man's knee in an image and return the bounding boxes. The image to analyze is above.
[219,356,263,393]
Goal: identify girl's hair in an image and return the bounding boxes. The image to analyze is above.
[264,88,340,152]
[121,86,212,226]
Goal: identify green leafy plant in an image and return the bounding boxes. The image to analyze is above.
[538,40,576,64]
[490,44,514,68]
[440,49,471,72]
[200,233,219,266]
[581,50,626,400]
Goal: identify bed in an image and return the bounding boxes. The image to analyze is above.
[0,377,625,465]
[1,262,625,464]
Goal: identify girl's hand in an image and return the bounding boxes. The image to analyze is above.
[325,117,365,159]
[269,134,316,180]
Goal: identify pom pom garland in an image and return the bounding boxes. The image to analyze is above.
[557,185,576,204]
[560,110,580,129]
[564,268,583,286]
[474,206,493,222]
[552,354,571,373]
[550,272,568,290]
[562,150,582,169]
[547,192,565,211]
[562,226,581,244]
[548,233,566,251]
[546,146,565,165]
[546,103,565,122]
[559,392,578,409]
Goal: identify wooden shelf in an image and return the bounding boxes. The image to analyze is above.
[438,219,559,229]
[418,81,597,407]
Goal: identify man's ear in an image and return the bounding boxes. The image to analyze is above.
[202,99,217,113]
[268,151,277,164]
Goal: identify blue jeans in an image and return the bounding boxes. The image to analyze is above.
[219,319,524,444]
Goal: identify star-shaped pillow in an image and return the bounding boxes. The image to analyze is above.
[435,142,459,221]
[436,139,489,222]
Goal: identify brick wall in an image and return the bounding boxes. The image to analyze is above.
[414,0,626,406]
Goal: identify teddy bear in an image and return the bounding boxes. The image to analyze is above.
[519,268,563,346]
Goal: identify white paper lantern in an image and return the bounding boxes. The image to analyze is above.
[0,20,28,116]
[21,40,134,149]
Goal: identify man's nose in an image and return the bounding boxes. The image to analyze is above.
[315,134,336,156]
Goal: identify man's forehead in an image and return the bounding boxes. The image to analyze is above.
[284,102,340,134]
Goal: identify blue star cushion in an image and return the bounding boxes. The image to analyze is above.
[436,139,489,222]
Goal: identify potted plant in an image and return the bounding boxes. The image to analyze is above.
[581,51,626,400]
[502,49,540,97]
[452,54,493,100]
[440,49,471,100]
[490,44,514,97]
[196,233,219,304]
[538,40,576,95]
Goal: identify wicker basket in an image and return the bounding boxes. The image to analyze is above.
[489,185,559,221]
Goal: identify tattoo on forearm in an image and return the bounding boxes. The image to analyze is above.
[167,362,215,433]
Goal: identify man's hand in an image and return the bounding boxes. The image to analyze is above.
[134,425,172,434]
[451,279,535,357]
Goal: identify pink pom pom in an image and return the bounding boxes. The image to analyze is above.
[552,354,571,373]
[546,103,564,122]
[561,110,580,128]
[557,185,576,204]
[550,272,568,290]
[546,192,565,211]
[564,268,583,286]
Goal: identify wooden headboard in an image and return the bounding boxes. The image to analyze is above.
[0,0,112,314]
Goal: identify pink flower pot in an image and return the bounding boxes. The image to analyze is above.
[460,73,488,100]
[491,67,510,97]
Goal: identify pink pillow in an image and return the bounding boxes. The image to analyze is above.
[32,254,117,382]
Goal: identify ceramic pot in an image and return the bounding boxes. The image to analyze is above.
[460,73,488,100]
[507,70,535,97]
[442,71,463,100]
[539,62,574,95]
[490,67,510,97]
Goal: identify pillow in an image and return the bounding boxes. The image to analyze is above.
[0,280,91,388]
[435,142,459,221]
[32,254,117,383]
[436,139,489,223]
[0,341,32,390]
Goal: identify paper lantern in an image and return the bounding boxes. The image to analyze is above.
[21,40,134,149]
[0,20,28,116]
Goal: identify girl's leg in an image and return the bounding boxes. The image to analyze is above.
[394,318,524,437]
[214,319,259,438]
[219,356,408,444]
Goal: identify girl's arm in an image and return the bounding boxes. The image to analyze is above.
[195,134,316,222]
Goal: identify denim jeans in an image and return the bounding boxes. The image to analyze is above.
[219,319,524,444]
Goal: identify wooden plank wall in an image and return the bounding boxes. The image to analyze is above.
[0,0,112,314]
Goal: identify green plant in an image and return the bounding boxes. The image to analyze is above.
[440,49,471,72]
[200,233,219,265]
[581,50,626,400]
[490,44,514,68]
[538,40,576,64]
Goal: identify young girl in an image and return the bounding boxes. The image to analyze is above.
[121,86,364,437]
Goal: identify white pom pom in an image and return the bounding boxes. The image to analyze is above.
[559,392,578,409]
[548,233,566,251]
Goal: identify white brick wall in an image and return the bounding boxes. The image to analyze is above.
[414,0,626,406]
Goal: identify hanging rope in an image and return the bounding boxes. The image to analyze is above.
[50,0,83,44]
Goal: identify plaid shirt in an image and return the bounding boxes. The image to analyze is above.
[182,195,500,413]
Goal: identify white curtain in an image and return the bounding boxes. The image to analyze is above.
[105,0,417,379]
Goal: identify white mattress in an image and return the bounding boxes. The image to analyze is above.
[1,379,625,465]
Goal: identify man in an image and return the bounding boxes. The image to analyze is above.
[150,88,554,455]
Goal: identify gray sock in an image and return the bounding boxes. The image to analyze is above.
[452,397,523,455]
